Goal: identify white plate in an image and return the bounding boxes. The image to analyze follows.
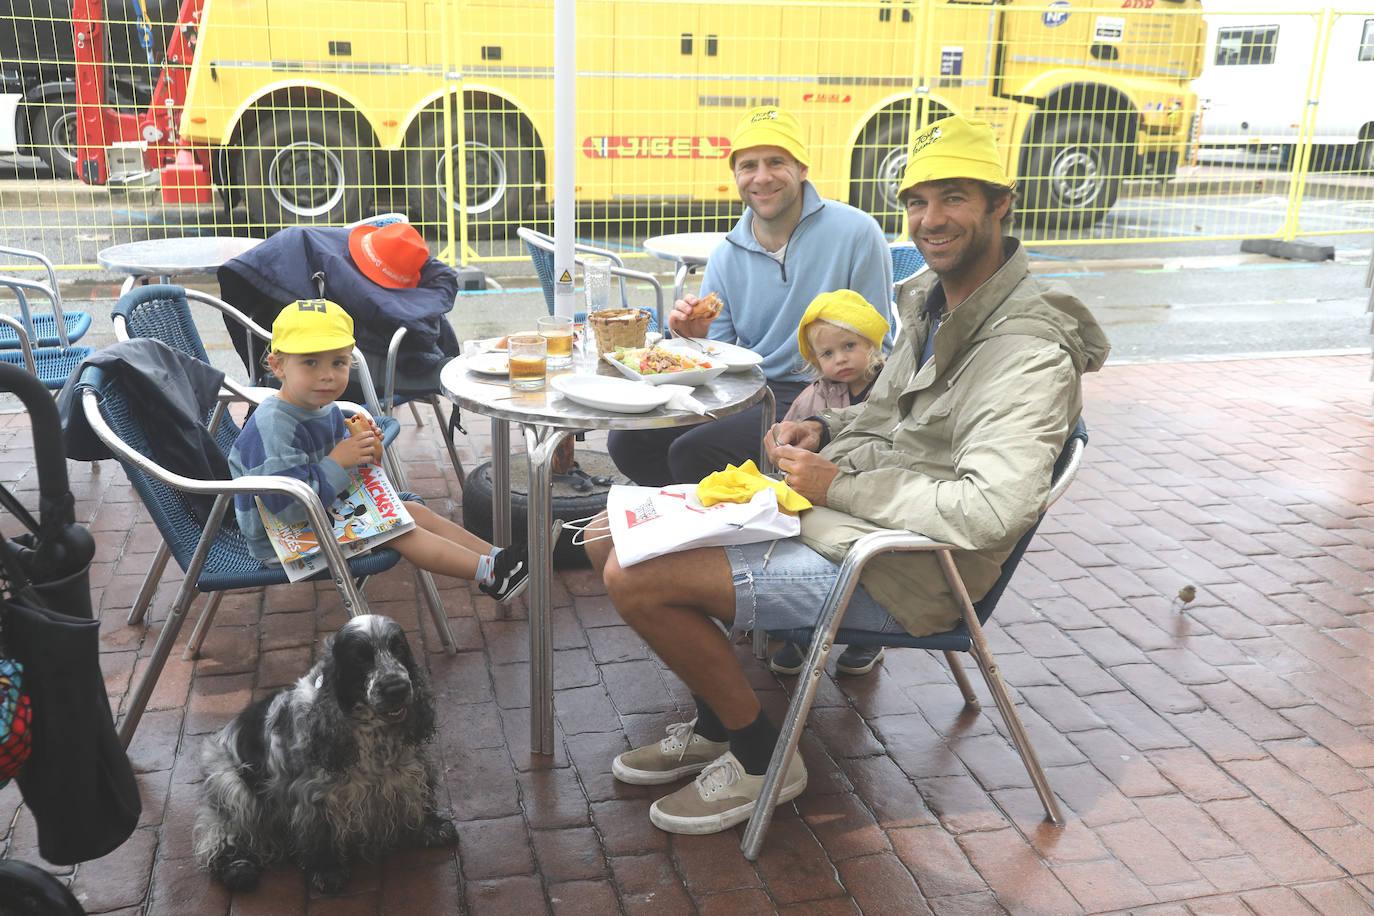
[468,336,510,353]
[466,353,510,376]
[660,338,763,372]
[603,350,728,387]
[550,375,674,414]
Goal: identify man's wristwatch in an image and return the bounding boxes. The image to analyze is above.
[805,415,831,449]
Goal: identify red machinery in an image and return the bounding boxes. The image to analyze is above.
[70,0,212,202]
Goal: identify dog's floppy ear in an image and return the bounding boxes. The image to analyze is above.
[397,635,437,746]
[307,641,359,771]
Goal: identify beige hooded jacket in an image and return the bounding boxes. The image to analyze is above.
[799,239,1110,636]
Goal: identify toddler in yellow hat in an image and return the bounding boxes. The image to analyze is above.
[227,299,530,602]
[782,289,890,423]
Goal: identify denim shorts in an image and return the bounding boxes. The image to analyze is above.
[723,537,907,638]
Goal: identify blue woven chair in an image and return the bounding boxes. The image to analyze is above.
[516,227,664,331]
[75,363,457,745]
[0,278,93,390]
[742,420,1089,859]
[890,243,928,290]
[0,246,91,348]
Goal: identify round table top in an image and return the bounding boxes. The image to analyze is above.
[643,232,727,267]
[440,355,766,431]
[96,236,262,276]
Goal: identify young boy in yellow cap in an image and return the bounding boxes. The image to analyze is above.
[228,299,528,602]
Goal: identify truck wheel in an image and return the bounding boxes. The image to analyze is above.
[405,111,537,239]
[849,113,910,234]
[25,98,79,180]
[1356,139,1374,175]
[1020,114,1122,230]
[240,109,374,229]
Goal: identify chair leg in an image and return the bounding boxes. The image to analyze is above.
[128,541,172,626]
[408,401,425,426]
[383,449,410,494]
[936,551,1064,826]
[183,591,225,661]
[741,562,867,860]
[752,626,768,660]
[945,650,980,708]
[430,396,467,488]
[118,496,227,747]
[417,569,457,654]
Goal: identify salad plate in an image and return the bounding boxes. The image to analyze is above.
[604,346,727,387]
[659,338,763,372]
[465,352,510,376]
[550,375,674,414]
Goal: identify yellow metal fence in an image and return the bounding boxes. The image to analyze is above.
[1,0,1372,274]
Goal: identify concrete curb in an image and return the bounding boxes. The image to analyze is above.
[0,179,110,208]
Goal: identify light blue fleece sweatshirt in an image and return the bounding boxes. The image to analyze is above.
[700,182,894,384]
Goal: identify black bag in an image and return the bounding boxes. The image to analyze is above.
[0,361,140,865]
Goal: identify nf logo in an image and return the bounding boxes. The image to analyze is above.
[1043,0,1070,26]
[909,126,943,157]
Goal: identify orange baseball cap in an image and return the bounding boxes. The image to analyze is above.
[348,222,429,289]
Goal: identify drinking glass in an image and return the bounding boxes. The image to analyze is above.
[537,315,574,368]
[581,255,613,362]
[507,334,547,390]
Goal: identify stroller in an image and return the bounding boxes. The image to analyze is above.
[0,361,141,913]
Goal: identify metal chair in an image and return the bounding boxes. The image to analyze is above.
[0,246,91,348]
[75,363,458,745]
[742,420,1089,859]
[0,278,93,389]
[516,227,665,331]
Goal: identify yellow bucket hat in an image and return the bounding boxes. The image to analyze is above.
[796,290,889,366]
[271,299,356,354]
[729,106,810,168]
[896,115,1013,201]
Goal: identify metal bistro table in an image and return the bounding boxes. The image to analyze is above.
[441,355,771,755]
[643,232,727,302]
[97,236,262,290]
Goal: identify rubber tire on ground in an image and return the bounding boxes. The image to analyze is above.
[239,108,374,230]
[24,95,79,180]
[461,459,613,569]
[849,111,911,234]
[405,111,538,240]
[1019,114,1122,231]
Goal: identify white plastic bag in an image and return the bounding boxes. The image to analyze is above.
[606,484,799,567]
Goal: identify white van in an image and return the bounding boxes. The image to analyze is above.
[1193,0,1374,171]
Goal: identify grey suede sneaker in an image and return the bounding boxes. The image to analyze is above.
[648,750,808,835]
[612,720,729,785]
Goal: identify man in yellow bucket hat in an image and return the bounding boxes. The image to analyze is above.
[580,114,1109,837]
[607,106,892,488]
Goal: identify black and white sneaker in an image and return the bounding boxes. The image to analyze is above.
[479,544,529,604]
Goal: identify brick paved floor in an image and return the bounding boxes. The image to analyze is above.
[2,353,1373,915]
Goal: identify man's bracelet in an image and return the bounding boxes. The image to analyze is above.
[805,415,831,449]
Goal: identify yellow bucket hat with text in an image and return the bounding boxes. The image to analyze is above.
[896,115,1013,200]
[796,290,889,367]
[271,299,356,354]
[729,106,810,168]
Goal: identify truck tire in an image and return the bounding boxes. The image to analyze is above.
[24,96,79,180]
[849,113,910,234]
[405,111,537,239]
[1020,114,1122,230]
[1356,139,1374,175]
[240,109,374,229]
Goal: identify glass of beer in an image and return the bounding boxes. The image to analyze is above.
[507,334,547,390]
[537,315,574,368]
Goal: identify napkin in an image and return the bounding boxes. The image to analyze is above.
[657,384,709,416]
[697,460,812,513]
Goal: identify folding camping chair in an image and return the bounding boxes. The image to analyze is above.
[742,420,1089,859]
[75,364,458,746]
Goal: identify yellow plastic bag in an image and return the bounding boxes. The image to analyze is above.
[697,460,812,514]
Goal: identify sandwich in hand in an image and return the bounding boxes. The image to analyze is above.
[690,291,723,321]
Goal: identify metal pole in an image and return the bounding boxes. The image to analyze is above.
[552,0,576,318]
[526,425,571,755]
[491,418,511,547]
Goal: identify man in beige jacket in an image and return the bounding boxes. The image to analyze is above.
[583,115,1110,836]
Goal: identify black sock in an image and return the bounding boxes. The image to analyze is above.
[728,710,779,776]
[692,696,728,742]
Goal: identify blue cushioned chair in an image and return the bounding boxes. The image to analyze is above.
[517,227,664,331]
[75,364,458,745]
[0,246,92,348]
[742,420,1089,859]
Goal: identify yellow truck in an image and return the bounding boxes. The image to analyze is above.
[175,0,1205,235]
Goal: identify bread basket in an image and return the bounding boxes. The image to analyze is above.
[588,308,649,353]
